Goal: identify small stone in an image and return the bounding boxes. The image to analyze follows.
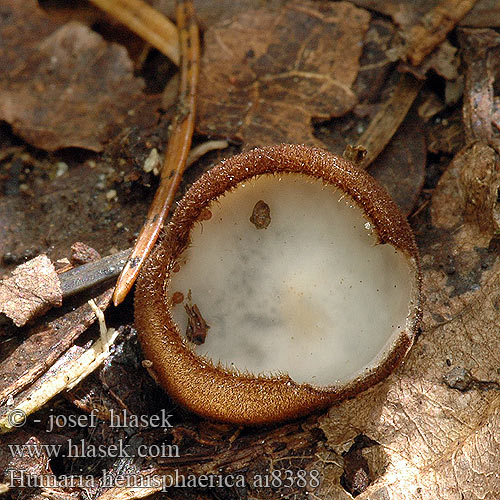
[143,148,161,176]
[106,189,117,201]
[55,161,68,177]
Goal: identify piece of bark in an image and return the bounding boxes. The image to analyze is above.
[0,299,119,433]
[0,255,62,327]
[0,0,148,152]
[0,289,114,433]
[0,245,125,327]
[404,0,479,66]
[403,39,460,80]
[70,242,101,266]
[460,28,500,150]
[197,1,370,149]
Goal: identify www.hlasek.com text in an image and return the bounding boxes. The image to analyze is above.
[8,438,179,459]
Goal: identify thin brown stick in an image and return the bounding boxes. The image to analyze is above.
[405,0,479,66]
[356,73,423,170]
[113,0,199,306]
[88,0,180,65]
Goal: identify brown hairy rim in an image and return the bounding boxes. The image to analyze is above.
[134,144,422,425]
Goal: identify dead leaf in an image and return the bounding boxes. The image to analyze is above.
[369,114,426,215]
[352,18,396,103]
[0,0,147,152]
[432,143,500,237]
[349,0,500,29]
[318,257,500,499]
[197,1,370,149]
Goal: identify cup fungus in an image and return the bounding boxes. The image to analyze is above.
[135,144,422,425]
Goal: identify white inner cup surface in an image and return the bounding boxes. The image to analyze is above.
[169,173,413,386]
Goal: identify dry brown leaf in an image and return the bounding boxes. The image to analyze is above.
[353,18,396,102]
[369,115,426,216]
[432,143,500,237]
[349,0,500,29]
[318,259,500,498]
[0,0,147,152]
[197,1,370,149]
[493,97,500,132]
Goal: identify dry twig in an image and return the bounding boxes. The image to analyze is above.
[0,300,118,434]
[405,0,479,66]
[460,28,500,152]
